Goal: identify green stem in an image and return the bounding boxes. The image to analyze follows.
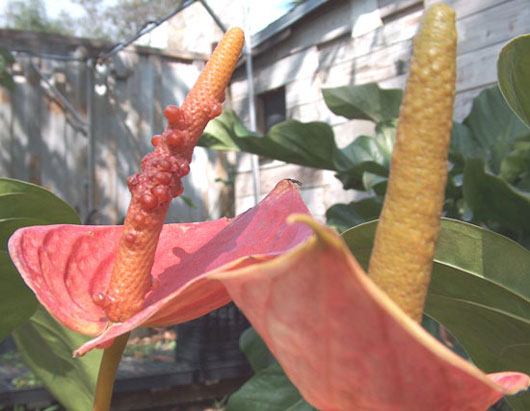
[93,332,130,411]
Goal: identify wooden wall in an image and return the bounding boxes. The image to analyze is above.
[0,29,227,225]
[229,0,530,221]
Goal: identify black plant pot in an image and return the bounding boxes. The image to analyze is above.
[175,302,251,382]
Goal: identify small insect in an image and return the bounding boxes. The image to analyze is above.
[287,178,302,186]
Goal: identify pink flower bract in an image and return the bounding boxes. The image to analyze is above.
[8,179,529,409]
[214,215,529,410]
[8,179,312,356]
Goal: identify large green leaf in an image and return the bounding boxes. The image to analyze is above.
[200,84,401,192]
[12,306,102,411]
[201,109,395,192]
[226,362,315,411]
[498,34,530,129]
[322,83,402,122]
[0,179,98,409]
[229,327,315,410]
[0,178,80,340]
[462,87,530,173]
[342,218,530,410]
[450,121,486,166]
[335,120,396,190]
[240,327,277,373]
[463,159,530,241]
[0,250,37,342]
[499,141,530,185]
[200,110,346,171]
[326,197,383,232]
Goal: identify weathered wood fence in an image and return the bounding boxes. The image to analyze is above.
[0,29,228,225]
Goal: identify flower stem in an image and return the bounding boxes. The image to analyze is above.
[93,332,130,411]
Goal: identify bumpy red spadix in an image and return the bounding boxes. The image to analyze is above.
[8,180,313,356]
[215,216,529,410]
[99,27,245,323]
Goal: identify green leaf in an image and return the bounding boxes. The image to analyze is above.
[462,87,530,173]
[499,141,530,184]
[0,250,37,342]
[0,178,80,226]
[463,159,530,237]
[334,138,387,190]
[333,121,396,191]
[12,306,102,411]
[498,34,530,129]
[450,121,485,165]
[342,218,530,409]
[322,83,402,122]
[226,362,316,411]
[240,327,277,373]
[200,110,346,171]
[0,179,96,409]
[326,197,383,233]
[233,328,315,410]
[0,178,80,339]
[200,90,399,193]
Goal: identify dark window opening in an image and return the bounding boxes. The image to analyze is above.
[256,87,286,165]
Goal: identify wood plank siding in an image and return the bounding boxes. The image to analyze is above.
[228,0,530,221]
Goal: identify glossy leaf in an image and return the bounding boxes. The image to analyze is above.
[0,251,37,341]
[335,120,395,190]
[0,179,100,410]
[226,363,316,411]
[235,327,316,410]
[322,83,402,122]
[342,218,530,409]
[463,158,530,237]
[498,34,530,129]
[462,87,530,173]
[13,306,102,411]
[230,327,314,410]
[0,178,80,340]
[200,89,399,192]
[449,121,485,166]
[499,141,530,185]
[326,197,383,232]
[240,327,277,373]
[200,110,346,171]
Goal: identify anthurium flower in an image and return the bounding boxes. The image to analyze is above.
[9,184,529,408]
[8,179,313,356]
[6,8,529,410]
[216,215,530,410]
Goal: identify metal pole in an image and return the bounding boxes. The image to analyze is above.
[86,59,95,221]
[199,0,227,32]
[244,8,260,205]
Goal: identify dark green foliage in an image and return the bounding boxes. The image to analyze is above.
[0,178,80,341]
[226,328,316,411]
[200,83,530,246]
[342,218,530,410]
[498,34,530,129]
[0,178,101,410]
